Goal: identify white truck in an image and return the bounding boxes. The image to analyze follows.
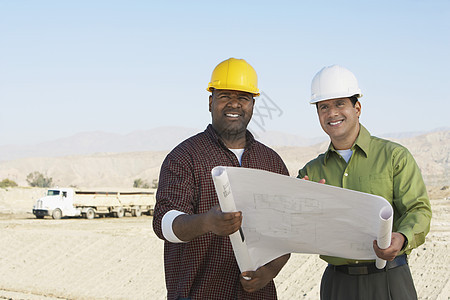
[32,188,156,219]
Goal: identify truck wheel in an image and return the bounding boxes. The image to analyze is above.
[115,207,124,218]
[36,215,44,219]
[86,208,95,220]
[132,206,142,217]
[52,209,62,220]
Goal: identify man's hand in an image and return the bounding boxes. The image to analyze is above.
[240,266,273,293]
[239,254,290,293]
[302,175,326,184]
[204,205,242,236]
[373,232,405,261]
[172,205,242,241]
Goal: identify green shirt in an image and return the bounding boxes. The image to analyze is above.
[298,125,432,265]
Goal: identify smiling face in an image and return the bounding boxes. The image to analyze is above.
[317,97,361,150]
[209,89,255,147]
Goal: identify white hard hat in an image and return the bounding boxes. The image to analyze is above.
[310,65,362,104]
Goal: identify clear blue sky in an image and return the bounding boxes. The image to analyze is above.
[1,0,449,146]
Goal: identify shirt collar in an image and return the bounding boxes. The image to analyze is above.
[324,124,371,164]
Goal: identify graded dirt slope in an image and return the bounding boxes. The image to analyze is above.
[0,187,448,299]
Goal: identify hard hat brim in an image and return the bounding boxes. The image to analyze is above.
[207,86,260,97]
[310,93,362,104]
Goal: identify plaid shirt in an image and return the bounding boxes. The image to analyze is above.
[153,124,289,300]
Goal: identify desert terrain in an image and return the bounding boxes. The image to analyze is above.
[0,186,448,300]
[0,130,449,299]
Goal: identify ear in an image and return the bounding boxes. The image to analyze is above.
[355,101,361,118]
[209,95,213,112]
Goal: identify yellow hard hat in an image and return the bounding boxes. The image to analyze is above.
[207,58,260,96]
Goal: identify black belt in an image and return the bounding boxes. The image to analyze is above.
[331,254,408,275]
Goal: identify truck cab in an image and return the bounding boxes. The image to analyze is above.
[32,188,81,219]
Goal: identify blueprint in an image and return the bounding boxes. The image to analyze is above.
[211,166,393,272]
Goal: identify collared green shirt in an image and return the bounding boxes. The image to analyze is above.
[298,124,432,266]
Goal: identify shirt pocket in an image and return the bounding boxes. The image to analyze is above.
[359,174,393,201]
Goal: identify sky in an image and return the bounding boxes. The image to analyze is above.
[0,0,449,146]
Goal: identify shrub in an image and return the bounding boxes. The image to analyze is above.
[0,178,18,188]
[151,179,158,189]
[26,172,53,188]
[133,178,150,189]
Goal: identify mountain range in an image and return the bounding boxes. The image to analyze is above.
[1,126,447,162]
[0,127,448,188]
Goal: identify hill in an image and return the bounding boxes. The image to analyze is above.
[0,130,448,189]
[0,127,332,162]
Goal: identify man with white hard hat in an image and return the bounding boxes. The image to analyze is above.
[298,65,432,300]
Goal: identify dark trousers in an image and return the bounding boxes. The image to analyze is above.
[320,263,417,300]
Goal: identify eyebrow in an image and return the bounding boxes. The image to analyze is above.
[217,91,251,98]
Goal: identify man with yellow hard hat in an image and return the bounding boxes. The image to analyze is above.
[153,58,290,299]
[298,65,432,300]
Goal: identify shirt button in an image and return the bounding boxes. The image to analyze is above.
[344,173,348,176]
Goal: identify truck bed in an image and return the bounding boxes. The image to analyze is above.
[73,191,155,207]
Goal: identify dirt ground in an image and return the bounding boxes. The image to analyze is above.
[0,189,449,299]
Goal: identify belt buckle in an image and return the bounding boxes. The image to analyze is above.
[348,266,369,275]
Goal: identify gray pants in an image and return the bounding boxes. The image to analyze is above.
[320,264,417,300]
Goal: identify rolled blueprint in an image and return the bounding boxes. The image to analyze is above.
[211,166,255,272]
[211,166,394,271]
[375,205,393,269]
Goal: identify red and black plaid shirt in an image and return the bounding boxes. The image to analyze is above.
[153,125,289,300]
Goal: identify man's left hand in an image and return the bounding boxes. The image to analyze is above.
[239,254,290,293]
[239,266,273,293]
[373,232,405,261]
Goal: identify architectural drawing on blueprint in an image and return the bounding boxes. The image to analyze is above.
[212,166,393,272]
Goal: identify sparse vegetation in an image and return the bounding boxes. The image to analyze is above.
[133,178,150,189]
[152,179,158,189]
[0,178,18,188]
[26,172,53,188]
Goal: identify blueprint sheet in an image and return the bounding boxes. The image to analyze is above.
[211,166,393,272]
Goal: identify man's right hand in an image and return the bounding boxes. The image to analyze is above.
[205,205,242,236]
[172,205,242,242]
